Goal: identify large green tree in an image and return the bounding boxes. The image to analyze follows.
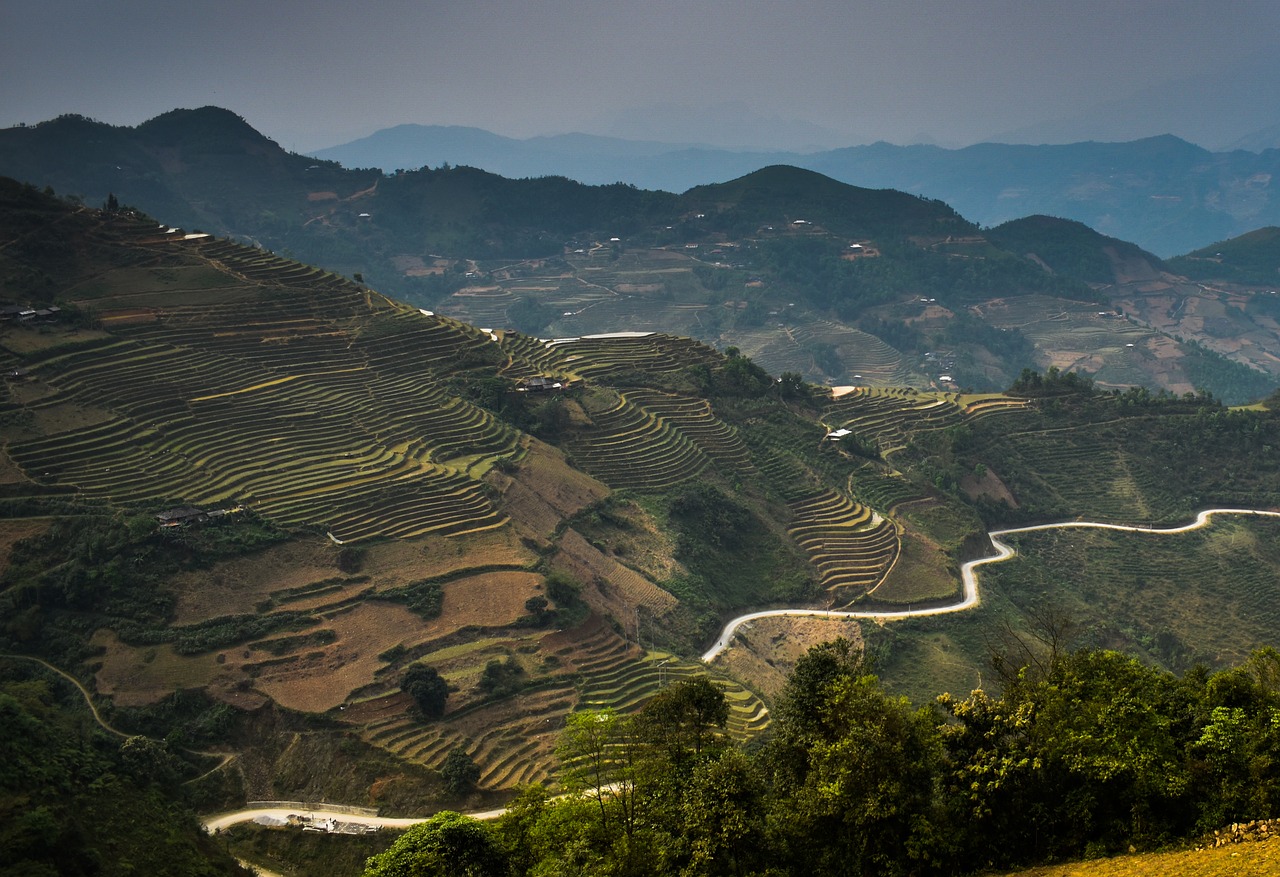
[361,811,507,877]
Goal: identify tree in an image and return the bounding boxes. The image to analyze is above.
[780,672,944,877]
[401,664,448,719]
[362,811,506,877]
[679,749,771,877]
[638,676,728,765]
[441,745,480,796]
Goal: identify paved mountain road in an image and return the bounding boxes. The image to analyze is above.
[700,507,1280,662]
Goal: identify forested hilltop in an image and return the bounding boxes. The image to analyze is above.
[3,179,1280,876]
[3,109,1280,402]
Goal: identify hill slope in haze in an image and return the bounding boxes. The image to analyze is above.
[6,109,1280,403]
[313,121,1280,258]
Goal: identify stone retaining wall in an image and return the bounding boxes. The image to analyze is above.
[1208,819,1278,848]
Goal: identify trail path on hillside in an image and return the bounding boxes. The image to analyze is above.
[0,653,238,781]
[700,507,1280,662]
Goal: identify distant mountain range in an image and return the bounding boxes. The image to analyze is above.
[314,127,1280,258]
[3,106,1280,404]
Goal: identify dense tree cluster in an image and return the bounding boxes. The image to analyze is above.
[367,646,1280,877]
[0,667,246,877]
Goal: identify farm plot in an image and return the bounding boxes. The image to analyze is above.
[564,393,712,491]
[9,267,520,541]
[995,427,1185,523]
[787,489,899,598]
[823,388,968,454]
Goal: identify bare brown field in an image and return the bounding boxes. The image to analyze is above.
[98,308,159,324]
[719,615,864,701]
[435,570,543,627]
[29,401,117,436]
[249,571,541,711]
[488,439,609,542]
[0,450,33,485]
[576,498,684,584]
[960,468,1018,507]
[172,539,345,623]
[1001,836,1280,877]
[255,602,424,712]
[9,378,64,405]
[0,327,112,355]
[90,629,218,706]
[0,518,51,566]
[362,526,537,589]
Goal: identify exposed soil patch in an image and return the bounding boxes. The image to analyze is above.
[90,629,218,707]
[719,616,863,701]
[363,527,537,590]
[255,603,422,712]
[172,539,344,623]
[0,450,33,485]
[30,401,118,436]
[0,519,51,569]
[556,528,678,616]
[960,468,1018,507]
[488,439,609,542]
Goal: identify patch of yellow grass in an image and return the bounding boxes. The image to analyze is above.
[90,630,218,707]
[1001,837,1280,877]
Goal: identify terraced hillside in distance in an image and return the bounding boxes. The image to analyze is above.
[0,183,1026,813]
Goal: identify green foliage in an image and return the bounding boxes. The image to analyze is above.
[401,664,449,719]
[507,296,559,334]
[663,482,812,611]
[440,746,481,797]
[478,657,526,697]
[362,811,507,877]
[636,677,729,766]
[0,666,244,877]
[988,215,1162,285]
[384,579,444,619]
[1167,227,1280,285]
[513,643,1280,875]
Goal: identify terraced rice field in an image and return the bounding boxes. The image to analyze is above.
[824,388,1026,456]
[787,489,899,598]
[8,234,523,542]
[565,393,713,491]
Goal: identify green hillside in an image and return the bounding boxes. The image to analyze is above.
[988,214,1166,284]
[1167,225,1280,285]
[0,179,1001,806]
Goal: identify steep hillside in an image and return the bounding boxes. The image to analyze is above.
[314,124,1280,258]
[3,181,1280,840]
[987,215,1166,285]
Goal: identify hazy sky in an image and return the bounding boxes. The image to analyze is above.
[3,0,1278,151]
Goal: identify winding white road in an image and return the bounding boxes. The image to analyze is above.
[700,507,1280,662]
[202,804,508,834]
